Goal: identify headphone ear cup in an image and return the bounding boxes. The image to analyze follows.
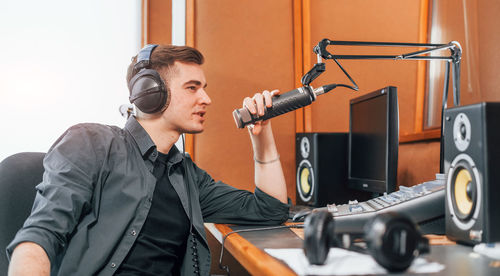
[303,211,333,265]
[364,212,426,272]
[128,69,169,114]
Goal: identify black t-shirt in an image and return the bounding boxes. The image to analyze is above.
[116,151,190,275]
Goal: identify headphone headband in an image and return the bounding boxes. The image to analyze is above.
[132,44,158,76]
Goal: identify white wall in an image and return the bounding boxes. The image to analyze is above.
[0,0,141,161]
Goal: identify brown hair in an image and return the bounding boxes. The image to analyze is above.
[126,44,204,86]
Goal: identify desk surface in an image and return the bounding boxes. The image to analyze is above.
[205,223,500,276]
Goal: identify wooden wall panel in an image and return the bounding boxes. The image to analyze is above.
[307,0,422,135]
[141,0,499,197]
[398,141,440,187]
[305,0,441,188]
[193,0,297,197]
[477,0,500,102]
[145,0,172,45]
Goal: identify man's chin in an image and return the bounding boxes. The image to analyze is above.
[183,127,204,134]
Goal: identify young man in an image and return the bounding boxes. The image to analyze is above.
[7,45,289,275]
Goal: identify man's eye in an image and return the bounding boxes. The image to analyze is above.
[187,86,196,91]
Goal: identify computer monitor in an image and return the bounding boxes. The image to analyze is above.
[348,86,399,194]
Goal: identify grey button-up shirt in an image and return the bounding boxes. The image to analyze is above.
[7,117,289,275]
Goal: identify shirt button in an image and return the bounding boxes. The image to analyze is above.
[110,263,116,268]
[152,152,157,158]
[131,230,137,236]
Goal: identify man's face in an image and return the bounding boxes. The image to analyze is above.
[161,61,211,134]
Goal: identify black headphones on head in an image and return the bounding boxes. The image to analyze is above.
[128,44,170,114]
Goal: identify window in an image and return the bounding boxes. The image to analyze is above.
[0,0,141,161]
[424,0,481,129]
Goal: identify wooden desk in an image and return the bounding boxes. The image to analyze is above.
[205,223,500,276]
[206,223,297,275]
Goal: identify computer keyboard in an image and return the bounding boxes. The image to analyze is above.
[292,174,446,234]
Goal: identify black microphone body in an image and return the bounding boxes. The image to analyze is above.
[233,86,316,128]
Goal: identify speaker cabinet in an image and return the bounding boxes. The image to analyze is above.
[444,102,500,244]
[296,133,371,207]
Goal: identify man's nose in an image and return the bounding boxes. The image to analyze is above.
[199,89,212,105]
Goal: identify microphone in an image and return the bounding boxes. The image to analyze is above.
[232,84,350,128]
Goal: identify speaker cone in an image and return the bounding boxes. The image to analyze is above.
[451,161,477,221]
[300,166,312,196]
[297,160,314,202]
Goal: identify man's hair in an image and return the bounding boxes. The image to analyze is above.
[126,44,204,87]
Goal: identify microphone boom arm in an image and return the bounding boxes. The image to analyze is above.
[310,38,462,105]
[307,38,463,174]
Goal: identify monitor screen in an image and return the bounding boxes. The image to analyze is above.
[348,86,399,194]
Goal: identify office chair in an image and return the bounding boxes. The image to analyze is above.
[0,152,45,275]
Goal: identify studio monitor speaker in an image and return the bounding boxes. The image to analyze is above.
[444,102,500,244]
[296,133,371,207]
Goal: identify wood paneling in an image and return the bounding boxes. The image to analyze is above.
[400,129,440,143]
[185,0,195,157]
[293,0,305,133]
[414,0,430,133]
[398,140,440,187]
[477,0,500,102]
[142,0,500,197]
[193,0,297,196]
[307,0,422,134]
[186,0,195,47]
[303,0,439,187]
[144,0,172,45]
[302,0,312,132]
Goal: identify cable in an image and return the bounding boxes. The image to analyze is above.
[322,83,358,94]
[218,224,305,276]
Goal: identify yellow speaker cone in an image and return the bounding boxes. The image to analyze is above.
[300,167,311,194]
[454,168,473,215]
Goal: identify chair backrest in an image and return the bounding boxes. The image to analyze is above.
[0,152,45,274]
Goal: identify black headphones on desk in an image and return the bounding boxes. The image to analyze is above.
[304,211,430,272]
[128,44,170,114]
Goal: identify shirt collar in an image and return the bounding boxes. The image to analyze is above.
[124,116,184,165]
[165,144,184,165]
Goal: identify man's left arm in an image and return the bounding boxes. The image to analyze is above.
[195,90,288,224]
[244,90,287,204]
